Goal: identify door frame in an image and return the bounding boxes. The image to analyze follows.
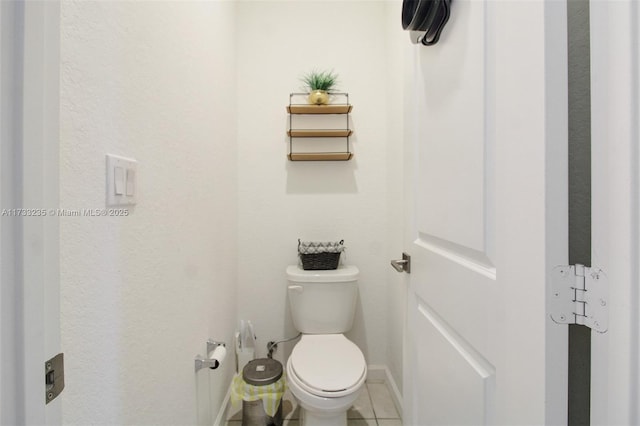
[589,0,640,424]
[0,1,61,424]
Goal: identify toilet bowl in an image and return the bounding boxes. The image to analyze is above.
[286,334,366,426]
[285,265,366,426]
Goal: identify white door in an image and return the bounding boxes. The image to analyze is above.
[401,1,568,424]
[590,0,640,424]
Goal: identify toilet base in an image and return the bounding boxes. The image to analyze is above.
[300,407,347,426]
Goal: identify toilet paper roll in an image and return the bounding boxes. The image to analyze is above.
[208,345,227,369]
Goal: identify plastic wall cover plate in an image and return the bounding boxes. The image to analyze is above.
[106,154,137,206]
[402,0,451,45]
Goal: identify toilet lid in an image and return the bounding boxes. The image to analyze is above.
[290,334,366,393]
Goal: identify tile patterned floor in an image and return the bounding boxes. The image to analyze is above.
[226,382,402,426]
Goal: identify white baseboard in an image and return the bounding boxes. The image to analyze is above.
[367,364,403,417]
[383,366,403,417]
[213,384,233,426]
[366,364,388,382]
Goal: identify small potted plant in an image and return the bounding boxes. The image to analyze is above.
[301,70,338,105]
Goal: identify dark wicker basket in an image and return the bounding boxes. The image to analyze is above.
[300,252,341,270]
[298,239,344,270]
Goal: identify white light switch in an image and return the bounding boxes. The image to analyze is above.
[106,154,138,207]
[126,169,135,196]
[114,167,125,195]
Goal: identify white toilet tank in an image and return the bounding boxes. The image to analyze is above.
[286,265,359,334]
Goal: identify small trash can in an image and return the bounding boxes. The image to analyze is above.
[233,358,285,426]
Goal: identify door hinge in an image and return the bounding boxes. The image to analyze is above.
[550,265,608,333]
[45,353,64,404]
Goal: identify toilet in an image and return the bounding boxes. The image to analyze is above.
[285,265,367,426]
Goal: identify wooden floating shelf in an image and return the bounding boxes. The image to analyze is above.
[288,152,353,161]
[287,129,353,138]
[287,93,353,161]
[287,105,353,115]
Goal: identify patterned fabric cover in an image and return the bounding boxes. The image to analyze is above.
[298,240,345,254]
[230,373,287,417]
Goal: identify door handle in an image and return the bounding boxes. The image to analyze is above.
[390,253,411,273]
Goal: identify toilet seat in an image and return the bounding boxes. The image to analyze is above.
[289,334,366,398]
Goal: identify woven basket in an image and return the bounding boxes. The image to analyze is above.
[298,240,344,270]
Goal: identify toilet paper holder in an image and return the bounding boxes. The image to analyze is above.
[195,340,226,372]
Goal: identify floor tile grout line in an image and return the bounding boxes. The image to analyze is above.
[365,383,380,422]
[368,382,401,421]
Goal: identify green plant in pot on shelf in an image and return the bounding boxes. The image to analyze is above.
[301,70,338,105]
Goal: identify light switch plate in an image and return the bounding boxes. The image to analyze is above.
[106,154,138,206]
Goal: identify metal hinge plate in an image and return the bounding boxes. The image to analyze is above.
[550,265,608,333]
[45,353,64,404]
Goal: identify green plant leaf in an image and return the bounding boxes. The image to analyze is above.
[301,69,339,92]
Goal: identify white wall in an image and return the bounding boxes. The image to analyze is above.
[384,0,407,398]
[236,1,396,369]
[59,1,237,425]
[59,2,407,424]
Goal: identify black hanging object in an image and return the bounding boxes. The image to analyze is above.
[402,0,451,46]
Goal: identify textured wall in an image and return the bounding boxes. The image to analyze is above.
[59,1,238,424]
[236,1,395,368]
